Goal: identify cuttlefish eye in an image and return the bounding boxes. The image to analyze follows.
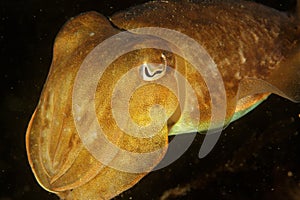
[139,53,167,81]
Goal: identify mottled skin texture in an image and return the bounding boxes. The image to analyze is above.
[26,1,300,200]
[111,0,300,128]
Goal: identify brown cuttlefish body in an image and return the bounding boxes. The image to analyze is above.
[26,0,300,199]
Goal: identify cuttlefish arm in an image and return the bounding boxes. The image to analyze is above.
[26,12,176,200]
[111,0,300,133]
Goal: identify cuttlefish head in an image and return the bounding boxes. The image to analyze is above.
[26,12,189,200]
[26,1,300,200]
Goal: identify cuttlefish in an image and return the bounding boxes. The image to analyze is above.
[26,0,300,199]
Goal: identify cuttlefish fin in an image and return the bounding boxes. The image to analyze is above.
[264,0,300,102]
[238,44,300,103]
[228,0,300,107]
[267,45,300,102]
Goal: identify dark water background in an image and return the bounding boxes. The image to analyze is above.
[0,0,300,199]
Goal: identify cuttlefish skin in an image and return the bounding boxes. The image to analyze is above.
[111,0,300,133]
[26,1,300,200]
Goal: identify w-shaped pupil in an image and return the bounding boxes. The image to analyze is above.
[144,66,164,78]
[140,63,166,81]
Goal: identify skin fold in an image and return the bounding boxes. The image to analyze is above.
[26,0,300,199]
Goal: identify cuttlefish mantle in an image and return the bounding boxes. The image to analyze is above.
[26,1,300,200]
[111,0,300,134]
